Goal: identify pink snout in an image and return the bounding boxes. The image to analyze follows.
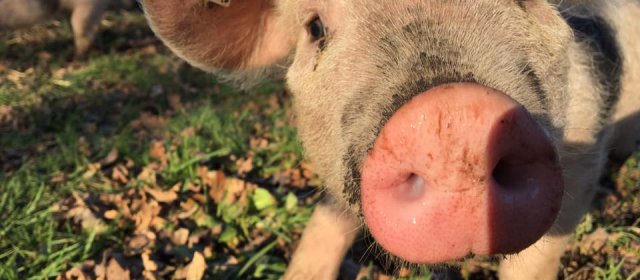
[361,83,564,264]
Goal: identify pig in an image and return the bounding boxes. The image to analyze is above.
[0,0,111,58]
[140,0,640,279]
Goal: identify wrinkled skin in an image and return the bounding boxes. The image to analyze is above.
[141,0,640,279]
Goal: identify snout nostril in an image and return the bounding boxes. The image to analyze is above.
[492,158,525,189]
[396,173,426,201]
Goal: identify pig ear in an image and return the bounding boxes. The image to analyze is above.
[142,0,295,70]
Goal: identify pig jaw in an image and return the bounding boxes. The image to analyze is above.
[359,83,564,264]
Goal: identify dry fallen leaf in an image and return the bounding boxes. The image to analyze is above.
[62,266,87,280]
[185,182,201,192]
[127,234,150,254]
[38,51,53,62]
[130,112,167,130]
[202,170,252,205]
[187,231,207,248]
[63,194,107,233]
[104,210,118,220]
[172,228,190,246]
[150,216,167,231]
[0,105,14,124]
[50,173,67,184]
[225,256,239,265]
[137,167,157,185]
[7,69,27,82]
[142,270,157,280]
[197,166,226,203]
[249,136,269,149]
[144,186,178,203]
[141,251,158,272]
[168,94,183,111]
[211,225,223,236]
[142,45,157,55]
[235,157,253,175]
[398,267,412,277]
[94,252,108,280]
[149,140,168,166]
[78,137,91,157]
[186,252,206,280]
[106,258,130,280]
[578,228,611,253]
[191,193,207,204]
[112,165,129,184]
[226,178,253,206]
[82,163,101,180]
[134,200,161,233]
[203,246,213,258]
[173,267,187,279]
[199,167,226,203]
[180,127,196,138]
[177,199,199,220]
[101,149,119,166]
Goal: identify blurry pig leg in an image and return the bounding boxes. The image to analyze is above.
[609,80,640,161]
[500,145,607,280]
[68,0,108,58]
[284,199,359,280]
[0,0,52,30]
[609,109,640,162]
[605,0,640,162]
[498,234,571,279]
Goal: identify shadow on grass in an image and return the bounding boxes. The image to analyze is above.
[0,7,290,175]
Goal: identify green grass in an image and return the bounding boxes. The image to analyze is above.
[0,9,638,280]
[0,10,315,279]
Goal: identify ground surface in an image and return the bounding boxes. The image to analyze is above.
[0,9,638,280]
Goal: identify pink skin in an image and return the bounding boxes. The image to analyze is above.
[361,83,564,264]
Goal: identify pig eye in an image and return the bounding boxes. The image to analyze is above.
[307,17,326,42]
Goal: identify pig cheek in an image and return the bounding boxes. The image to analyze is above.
[286,69,345,195]
[522,0,565,25]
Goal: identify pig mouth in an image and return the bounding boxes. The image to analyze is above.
[344,83,563,264]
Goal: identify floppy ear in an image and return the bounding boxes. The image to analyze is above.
[142,0,295,70]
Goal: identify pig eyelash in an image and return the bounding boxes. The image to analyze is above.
[306,16,327,43]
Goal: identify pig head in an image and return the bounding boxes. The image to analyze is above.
[141,0,640,278]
